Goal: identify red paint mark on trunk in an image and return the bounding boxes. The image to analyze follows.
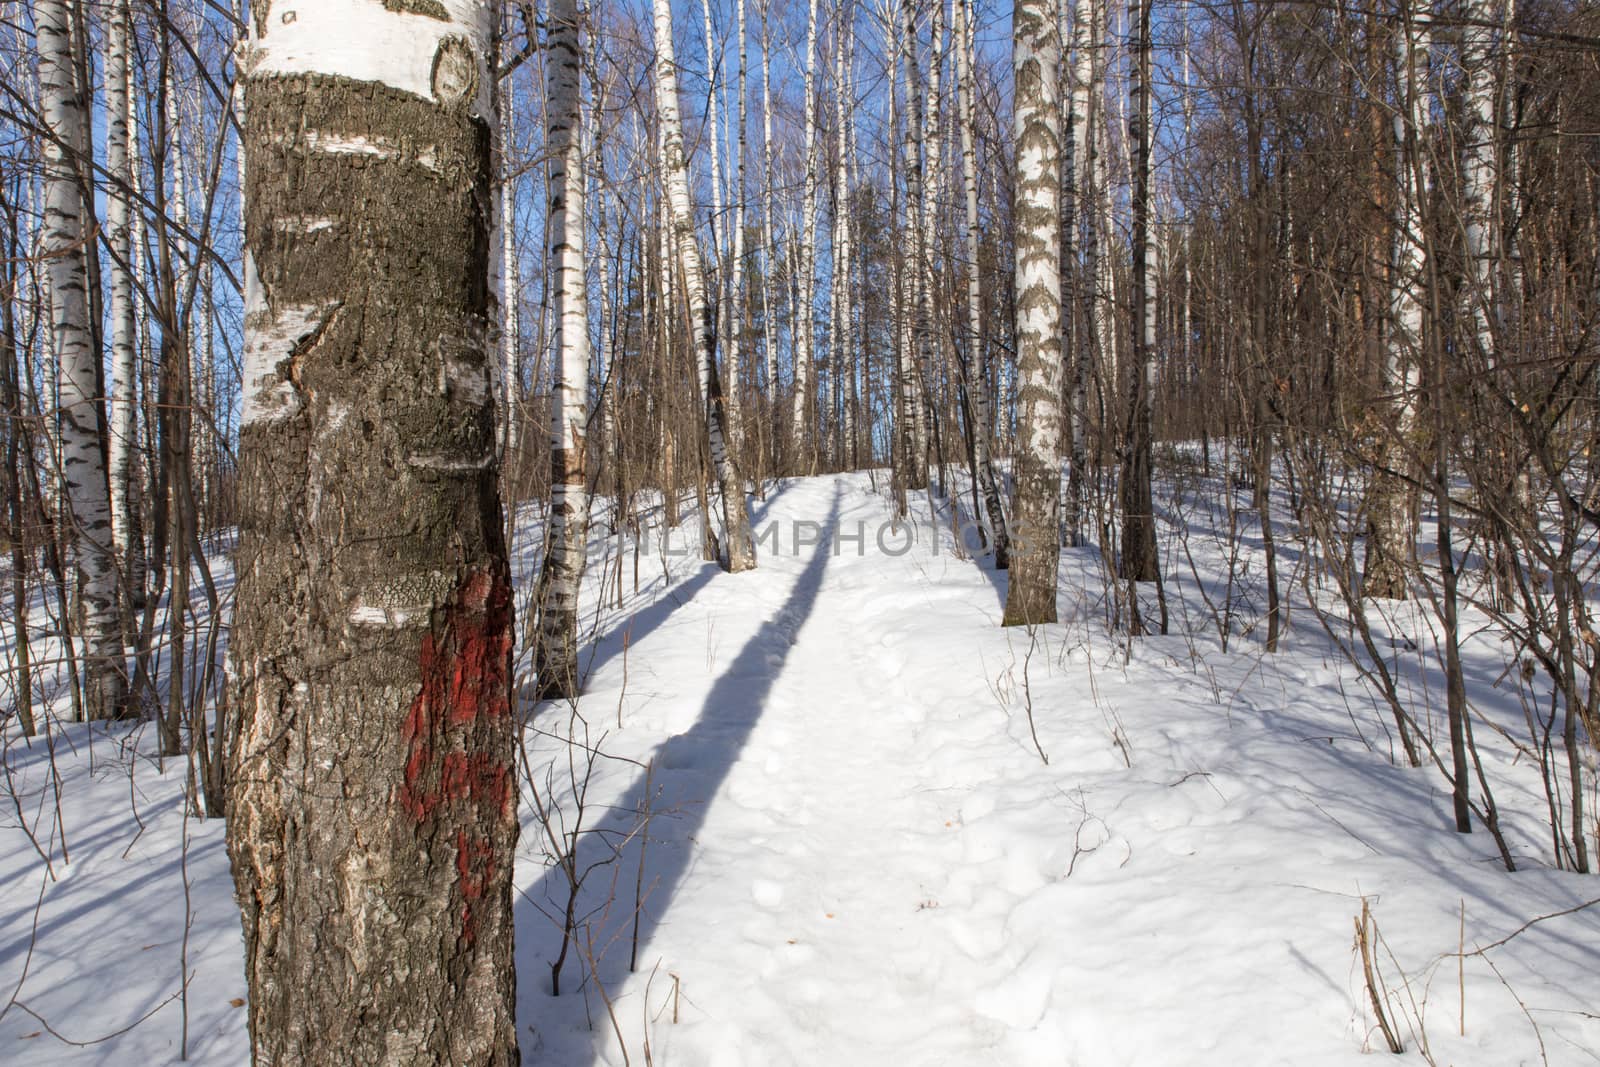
[395,564,515,942]
[455,830,498,945]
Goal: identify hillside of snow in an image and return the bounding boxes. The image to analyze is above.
[2,472,1596,1065]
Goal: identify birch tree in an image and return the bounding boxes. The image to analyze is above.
[956,0,1009,564]
[832,14,854,468]
[1459,0,1500,365]
[228,3,519,1060]
[104,0,143,618]
[498,44,521,462]
[1003,0,1065,626]
[1060,0,1094,549]
[1120,0,1159,594]
[918,0,945,484]
[1365,7,1430,599]
[896,0,930,493]
[39,0,128,720]
[654,0,757,571]
[760,0,780,474]
[791,0,821,470]
[533,0,590,699]
[728,0,750,460]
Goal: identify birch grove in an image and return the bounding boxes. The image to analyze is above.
[4,0,1600,1052]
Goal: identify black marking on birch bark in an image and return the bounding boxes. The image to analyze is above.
[385,0,450,18]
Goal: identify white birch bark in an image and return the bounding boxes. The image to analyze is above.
[1003,0,1064,626]
[832,12,854,469]
[654,0,757,571]
[841,25,861,465]
[499,52,521,462]
[918,0,945,380]
[1092,2,1118,393]
[1060,0,1094,548]
[1119,0,1159,586]
[104,0,143,612]
[957,0,1010,563]
[40,0,128,718]
[897,0,930,491]
[790,0,821,468]
[1459,0,1499,362]
[1366,7,1431,599]
[533,0,591,698]
[886,13,910,502]
[760,0,779,411]
[701,0,726,265]
[656,164,680,522]
[727,0,749,459]
[592,70,619,483]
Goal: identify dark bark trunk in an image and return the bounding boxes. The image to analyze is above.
[228,63,519,1065]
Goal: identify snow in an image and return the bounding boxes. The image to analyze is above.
[3,472,1598,1064]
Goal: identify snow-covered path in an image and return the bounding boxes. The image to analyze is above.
[646,478,1012,1064]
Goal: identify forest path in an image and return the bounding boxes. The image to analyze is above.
[670,476,1007,1064]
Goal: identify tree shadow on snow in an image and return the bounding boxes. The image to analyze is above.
[517,482,808,710]
[516,486,841,1063]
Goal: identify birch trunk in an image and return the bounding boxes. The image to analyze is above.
[832,12,852,469]
[227,3,519,1061]
[654,0,757,571]
[40,0,128,720]
[1459,0,1499,364]
[957,0,1010,564]
[897,0,930,492]
[728,0,750,461]
[887,24,911,513]
[760,0,779,459]
[1061,0,1094,549]
[700,0,735,462]
[104,0,144,618]
[843,27,862,467]
[1002,0,1064,626]
[1119,0,1159,587]
[1091,5,1118,403]
[499,51,521,462]
[790,0,820,470]
[533,0,591,699]
[1366,10,1430,599]
[918,0,945,484]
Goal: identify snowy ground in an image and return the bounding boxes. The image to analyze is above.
[2,471,1597,1064]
